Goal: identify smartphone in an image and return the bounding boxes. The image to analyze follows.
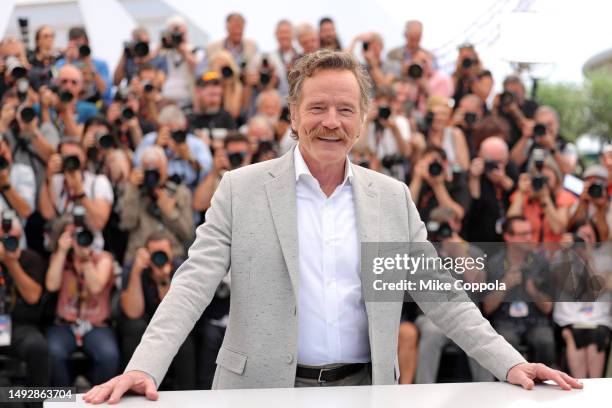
[563,174,584,196]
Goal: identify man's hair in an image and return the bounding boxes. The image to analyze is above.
[68,26,88,42]
[137,62,156,75]
[319,17,334,27]
[158,104,186,125]
[255,89,281,110]
[477,69,492,79]
[535,105,560,125]
[287,49,372,115]
[57,136,83,153]
[226,12,245,24]
[145,230,173,246]
[141,145,167,167]
[503,216,528,235]
[83,115,111,135]
[423,145,447,161]
[224,133,249,148]
[276,19,292,31]
[503,74,524,89]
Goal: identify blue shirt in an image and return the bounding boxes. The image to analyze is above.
[55,57,112,105]
[33,100,98,125]
[134,132,212,190]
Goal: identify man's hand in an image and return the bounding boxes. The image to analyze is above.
[507,362,583,391]
[83,370,158,405]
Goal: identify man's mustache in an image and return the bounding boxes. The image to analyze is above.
[308,127,348,140]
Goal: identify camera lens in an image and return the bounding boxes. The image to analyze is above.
[171,31,183,47]
[59,91,74,104]
[259,71,271,86]
[75,228,94,247]
[20,107,36,123]
[143,169,160,190]
[86,146,98,161]
[171,130,187,144]
[221,66,234,79]
[151,250,169,267]
[428,161,443,177]
[531,175,547,191]
[143,82,154,93]
[462,57,474,69]
[0,156,9,171]
[484,160,499,173]
[62,155,81,172]
[11,66,27,79]
[464,112,477,125]
[362,41,370,51]
[407,63,423,79]
[133,41,149,58]
[98,133,114,149]
[378,106,391,120]
[2,236,19,252]
[588,183,604,199]
[500,91,514,106]
[533,123,547,137]
[78,44,91,58]
[438,222,453,239]
[122,107,135,120]
[227,152,246,169]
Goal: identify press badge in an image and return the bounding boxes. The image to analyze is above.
[509,301,529,318]
[0,314,12,346]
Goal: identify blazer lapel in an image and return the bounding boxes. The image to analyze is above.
[264,149,300,298]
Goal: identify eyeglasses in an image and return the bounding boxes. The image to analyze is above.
[60,78,78,85]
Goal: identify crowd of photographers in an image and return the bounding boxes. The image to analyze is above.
[0,12,610,394]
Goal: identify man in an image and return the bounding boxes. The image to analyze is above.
[319,17,342,51]
[134,105,212,190]
[494,75,538,147]
[84,50,581,404]
[483,216,556,366]
[206,13,258,70]
[346,32,395,92]
[120,145,193,264]
[567,164,611,242]
[405,49,453,108]
[0,133,35,221]
[452,93,486,156]
[387,20,424,70]
[0,215,49,387]
[113,26,167,86]
[471,70,494,112]
[189,71,236,134]
[268,20,298,101]
[296,23,320,56]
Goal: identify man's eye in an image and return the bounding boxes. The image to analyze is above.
[340,108,354,114]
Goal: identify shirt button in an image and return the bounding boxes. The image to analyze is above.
[286,354,294,364]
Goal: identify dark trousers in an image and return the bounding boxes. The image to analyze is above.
[47,324,120,387]
[117,317,196,390]
[0,324,50,387]
[195,318,226,389]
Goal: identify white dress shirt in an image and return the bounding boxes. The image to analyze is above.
[294,145,371,366]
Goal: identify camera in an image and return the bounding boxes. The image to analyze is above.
[19,106,36,124]
[588,182,604,199]
[500,91,515,106]
[73,206,93,247]
[16,78,29,101]
[17,17,29,46]
[62,155,81,172]
[6,56,27,79]
[124,41,149,59]
[461,57,475,69]
[161,29,183,49]
[143,168,161,194]
[0,156,9,171]
[97,132,114,149]
[427,220,453,241]
[142,80,154,93]
[150,250,169,268]
[428,160,443,177]
[78,44,91,58]
[228,151,246,169]
[280,106,290,123]
[484,160,499,173]
[1,210,18,253]
[50,85,74,104]
[533,123,547,138]
[221,65,234,79]
[407,63,423,79]
[121,106,135,120]
[171,129,187,144]
[464,112,477,125]
[381,154,406,169]
[531,174,548,192]
[378,106,391,120]
[362,41,370,51]
[358,159,370,169]
[532,148,545,171]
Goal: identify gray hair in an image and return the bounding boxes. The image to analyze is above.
[287,49,372,115]
[141,145,167,168]
[158,104,186,126]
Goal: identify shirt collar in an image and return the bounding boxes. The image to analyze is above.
[293,143,353,185]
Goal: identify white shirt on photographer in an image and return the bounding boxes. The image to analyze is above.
[365,115,411,159]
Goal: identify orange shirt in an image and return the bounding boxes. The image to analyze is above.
[510,190,578,243]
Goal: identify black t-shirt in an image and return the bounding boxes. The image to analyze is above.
[189,109,236,133]
[415,172,471,224]
[0,249,46,325]
[502,99,539,148]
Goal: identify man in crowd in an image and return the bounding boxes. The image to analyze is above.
[113,26,167,86]
[296,23,320,56]
[206,13,258,70]
[318,17,342,51]
[568,164,611,242]
[0,133,35,222]
[387,20,424,70]
[189,71,236,135]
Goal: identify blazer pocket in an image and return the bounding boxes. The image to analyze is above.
[216,346,248,375]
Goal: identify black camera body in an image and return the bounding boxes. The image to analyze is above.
[484,160,499,173]
[78,44,91,59]
[161,30,183,49]
[1,210,18,253]
[221,65,234,79]
[407,63,423,79]
[533,123,547,138]
[171,130,187,144]
[124,41,149,59]
[464,112,477,126]
[142,169,161,196]
[588,182,604,199]
[500,91,515,106]
[19,106,36,124]
[377,106,391,120]
[62,155,81,172]
[150,250,169,268]
[428,161,443,177]
[462,57,475,69]
[227,152,246,169]
[531,174,548,192]
[0,156,9,171]
[381,154,406,169]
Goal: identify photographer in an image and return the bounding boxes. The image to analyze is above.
[268,20,298,100]
[346,32,395,92]
[119,232,195,389]
[242,55,281,119]
[422,96,470,171]
[451,94,486,157]
[38,138,114,250]
[386,20,425,71]
[0,37,31,101]
[360,89,413,180]
[510,105,573,175]
[403,48,453,111]
[159,15,204,108]
[451,43,482,106]
[296,23,320,56]
[189,71,236,137]
[493,75,538,147]
[120,145,193,263]
[0,133,35,220]
[126,63,164,134]
[245,115,275,155]
[471,69,494,113]
[106,88,145,151]
[0,213,49,387]
[206,13,258,71]
[568,165,611,242]
[507,154,576,243]
[81,115,117,173]
[206,50,244,119]
[464,136,517,242]
[193,134,251,214]
[483,216,555,366]
[55,27,111,105]
[319,17,342,51]
[45,216,118,387]
[409,146,468,223]
[253,89,282,127]
[415,206,493,383]
[134,105,212,190]
[113,26,166,86]
[28,25,60,90]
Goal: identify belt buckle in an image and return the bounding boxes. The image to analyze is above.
[317,367,333,384]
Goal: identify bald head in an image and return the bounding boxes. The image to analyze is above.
[405,20,423,51]
[58,64,83,97]
[479,136,509,163]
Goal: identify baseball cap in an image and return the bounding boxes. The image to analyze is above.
[583,164,609,181]
[196,71,221,87]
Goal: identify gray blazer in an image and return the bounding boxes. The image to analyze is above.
[125,147,526,389]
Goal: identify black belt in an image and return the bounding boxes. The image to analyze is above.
[296,363,369,383]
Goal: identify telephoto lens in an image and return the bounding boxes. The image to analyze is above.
[428,161,443,177]
[377,106,391,120]
[151,251,169,267]
[122,107,135,120]
[407,63,423,79]
[79,44,91,58]
[73,206,94,247]
[533,123,547,137]
[221,66,234,79]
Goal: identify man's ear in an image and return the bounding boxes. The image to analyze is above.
[289,104,298,135]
